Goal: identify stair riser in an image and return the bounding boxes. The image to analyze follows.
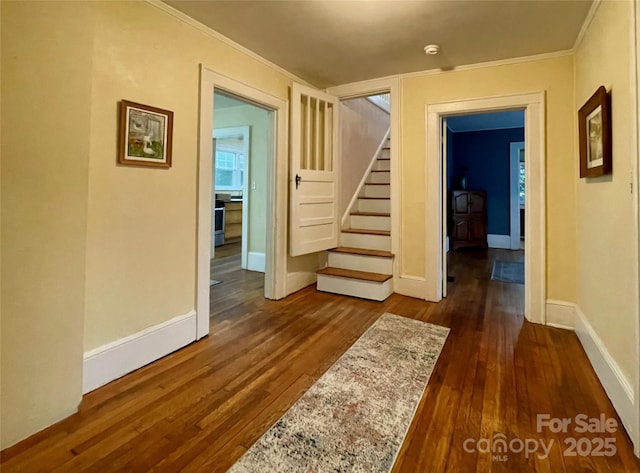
[368,171,390,184]
[372,160,390,171]
[341,232,391,251]
[328,252,393,274]
[317,275,392,301]
[379,148,390,159]
[363,185,390,198]
[350,214,390,231]
[357,199,390,213]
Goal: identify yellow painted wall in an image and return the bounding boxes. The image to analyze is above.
[213,104,270,256]
[574,0,639,385]
[401,55,576,301]
[1,0,313,448]
[1,1,94,448]
[83,1,296,350]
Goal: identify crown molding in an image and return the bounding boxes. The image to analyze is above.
[400,49,574,81]
[574,0,602,51]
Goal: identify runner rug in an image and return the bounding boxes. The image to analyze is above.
[227,312,449,473]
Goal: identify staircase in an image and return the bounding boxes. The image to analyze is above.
[316,135,393,301]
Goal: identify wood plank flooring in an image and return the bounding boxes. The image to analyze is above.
[2,249,639,472]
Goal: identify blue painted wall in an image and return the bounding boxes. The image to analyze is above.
[450,128,524,235]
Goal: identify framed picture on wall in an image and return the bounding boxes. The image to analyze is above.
[578,86,611,178]
[118,100,174,168]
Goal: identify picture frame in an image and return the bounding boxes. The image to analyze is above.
[578,86,611,178]
[118,100,173,168]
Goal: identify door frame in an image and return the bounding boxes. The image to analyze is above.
[510,141,525,250]
[426,92,546,324]
[326,77,407,293]
[197,65,288,339]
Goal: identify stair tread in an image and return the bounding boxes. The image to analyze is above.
[370,170,389,173]
[377,157,391,161]
[342,228,390,236]
[317,267,392,283]
[330,246,394,258]
[358,197,390,200]
[350,211,390,217]
[365,182,390,186]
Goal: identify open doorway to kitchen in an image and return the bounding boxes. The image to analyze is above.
[197,66,288,339]
[210,91,271,306]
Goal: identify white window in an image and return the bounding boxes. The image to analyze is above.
[215,149,245,190]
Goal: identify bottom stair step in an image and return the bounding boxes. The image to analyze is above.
[316,267,393,301]
[317,267,392,282]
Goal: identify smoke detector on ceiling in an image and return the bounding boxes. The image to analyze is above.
[424,44,440,55]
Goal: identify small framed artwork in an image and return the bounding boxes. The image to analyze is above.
[578,86,611,178]
[118,100,173,168]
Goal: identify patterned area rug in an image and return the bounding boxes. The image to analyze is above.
[227,313,449,473]
[491,260,525,284]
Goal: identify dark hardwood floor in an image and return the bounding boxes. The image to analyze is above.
[2,249,638,472]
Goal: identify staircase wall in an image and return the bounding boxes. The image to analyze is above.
[339,98,389,217]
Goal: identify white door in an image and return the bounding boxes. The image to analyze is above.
[441,118,448,298]
[290,83,339,256]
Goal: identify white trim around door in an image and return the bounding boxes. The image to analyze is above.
[326,77,406,295]
[426,92,546,324]
[197,65,288,340]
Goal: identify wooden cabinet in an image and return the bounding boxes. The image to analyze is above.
[224,201,243,241]
[450,190,487,251]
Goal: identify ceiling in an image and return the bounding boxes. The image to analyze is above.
[446,110,524,133]
[164,0,593,89]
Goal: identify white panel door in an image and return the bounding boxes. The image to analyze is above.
[290,83,339,256]
[441,118,448,298]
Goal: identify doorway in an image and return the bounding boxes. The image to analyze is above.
[196,66,289,339]
[212,91,270,278]
[444,110,526,301]
[426,92,546,324]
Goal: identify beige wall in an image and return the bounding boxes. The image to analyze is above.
[213,104,270,255]
[339,98,389,216]
[1,1,94,448]
[574,0,639,386]
[1,0,306,448]
[401,55,576,301]
[83,1,296,351]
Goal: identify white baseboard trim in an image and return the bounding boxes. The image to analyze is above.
[247,251,266,273]
[545,299,576,330]
[574,305,636,441]
[394,275,426,300]
[286,271,317,296]
[83,310,197,394]
[487,234,512,249]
